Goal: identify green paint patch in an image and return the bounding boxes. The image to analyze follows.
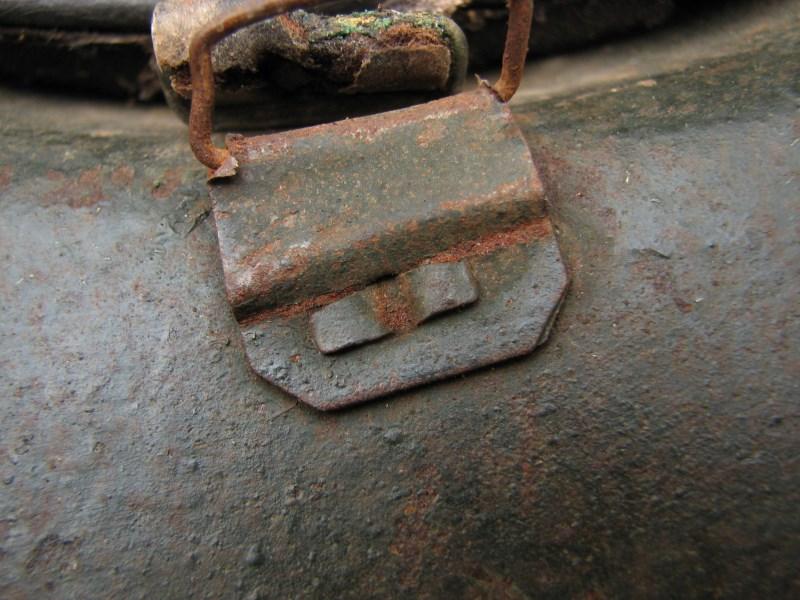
[309,11,448,42]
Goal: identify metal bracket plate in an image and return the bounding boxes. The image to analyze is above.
[209,88,568,409]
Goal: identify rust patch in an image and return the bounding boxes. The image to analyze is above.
[388,465,447,588]
[673,297,694,313]
[380,22,443,48]
[239,286,359,326]
[425,217,552,264]
[0,518,11,543]
[44,167,106,208]
[74,168,105,207]
[151,168,183,200]
[275,13,309,43]
[111,165,135,187]
[372,277,416,333]
[416,120,447,148]
[0,165,11,189]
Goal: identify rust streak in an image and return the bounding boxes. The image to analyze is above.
[0,165,12,189]
[372,277,416,333]
[239,285,360,326]
[111,165,135,187]
[424,217,551,264]
[44,167,106,208]
[151,168,184,200]
[378,22,444,49]
[240,218,552,325]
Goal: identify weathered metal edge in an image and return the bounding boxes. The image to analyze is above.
[240,230,568,410]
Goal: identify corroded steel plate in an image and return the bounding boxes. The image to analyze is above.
[209,88,568,408]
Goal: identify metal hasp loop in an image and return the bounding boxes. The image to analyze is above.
[187,0,534,176]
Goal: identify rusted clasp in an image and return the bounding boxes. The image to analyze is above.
[188,0,534,177]
[193,0,565,409]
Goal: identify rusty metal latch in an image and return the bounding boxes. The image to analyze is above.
[188,0,568,409]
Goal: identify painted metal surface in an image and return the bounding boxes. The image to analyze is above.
[309,262,480,354]
[0,1,799,597]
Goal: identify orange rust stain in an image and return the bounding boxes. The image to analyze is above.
[0,518,11,541]
[151,168,183,200]
[44,167,106,208]
[380,22,442,47]
[673,297,694,313]
[28,300,44,328]
[415,120,446,148]
[0,165,12,189]
[387,465,446,588]
[371,278,415,333]
[239,285,360,325]
[110,165,135,187]
[72,168,105,207]
[77,168,102,186]
[425,217,552,264]
[276,13,309,42]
